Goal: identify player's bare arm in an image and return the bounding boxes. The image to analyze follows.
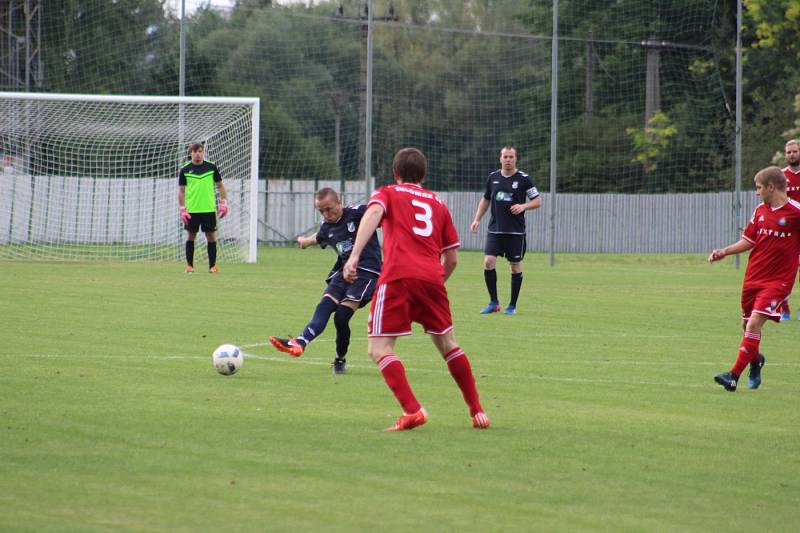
[509,196,542,215]
[296,235,318,249]
[470,197,490,233]
[708,238,754,263]
[215,181,227,201]
[442,248,458,282]
[343,203,384,282]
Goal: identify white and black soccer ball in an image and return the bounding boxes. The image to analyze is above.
[212,344,243,375]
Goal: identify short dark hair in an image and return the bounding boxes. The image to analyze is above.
[315,187,340,202]
[755,166,787,190]
[500,146,517,157]
[188,142,204,153]
[392,147,427,183]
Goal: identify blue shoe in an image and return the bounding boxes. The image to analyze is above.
[747,353,765,389]
[479,302,501,314]
[780,311,791,321]
[504,305,516,315]
[332,357,347,375]
[714,371,738,392]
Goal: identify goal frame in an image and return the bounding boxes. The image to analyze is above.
[0,91,261,262]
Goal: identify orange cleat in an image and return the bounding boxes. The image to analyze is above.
[472,412,491,429]
[185,265,193,273]
[208,266,219,273]
[386,408,428,432]
[269,336,304,357]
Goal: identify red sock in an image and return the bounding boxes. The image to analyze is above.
[376,355,421,414]
[730,330,761,377]
[443,347,484,416]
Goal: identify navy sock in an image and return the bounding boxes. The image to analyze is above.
[484,269,498,303]
[510,272,523,307]
[333,306,355,359]
[185,240,195,266]
[298,297,338,347]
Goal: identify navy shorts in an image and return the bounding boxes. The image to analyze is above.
[324,270,378,308]
[185,212,217,233]
[484,233,526,262]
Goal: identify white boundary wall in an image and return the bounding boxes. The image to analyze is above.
[1,174,755,254]
[259,181,758,254]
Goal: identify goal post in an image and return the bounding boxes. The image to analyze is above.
[0,92,260,263]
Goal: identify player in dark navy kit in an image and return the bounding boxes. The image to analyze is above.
[269,187,382,374]
[470,146,541,315]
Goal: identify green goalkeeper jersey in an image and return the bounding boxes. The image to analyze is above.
[178,160,222,213]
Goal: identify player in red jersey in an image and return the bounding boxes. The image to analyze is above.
[343,147,490,431]
[709,166,800,392]
[779,139,800,320]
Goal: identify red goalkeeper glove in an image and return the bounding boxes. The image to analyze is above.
[217,199,228,218]
[180,206,191,225]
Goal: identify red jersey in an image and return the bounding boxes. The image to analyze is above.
[741,199,800,289]
[781,166,800,202]
[368,182,460,285]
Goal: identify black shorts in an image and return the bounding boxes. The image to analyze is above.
[484,233,526,263]
[185,212,217,233]
[324,270,378,308]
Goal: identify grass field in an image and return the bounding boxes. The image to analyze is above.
[2,248,799,532]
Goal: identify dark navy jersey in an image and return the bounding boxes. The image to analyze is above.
[482,169,539,234]
[316,204,382,278]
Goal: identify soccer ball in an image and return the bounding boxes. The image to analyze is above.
[212,344,243,375]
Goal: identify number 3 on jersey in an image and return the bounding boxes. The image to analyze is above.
[411,199,433,237]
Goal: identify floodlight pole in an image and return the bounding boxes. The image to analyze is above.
[733,0,743,270]
[365,0,374,195]
[548,0,559,267]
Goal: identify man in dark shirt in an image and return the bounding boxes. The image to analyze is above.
[470,146,541,315]
[269,187,382,374]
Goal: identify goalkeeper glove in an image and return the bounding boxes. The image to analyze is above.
[217,199,228,218]
[180,206,191,225]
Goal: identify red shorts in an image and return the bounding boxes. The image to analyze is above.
[368,278,453,337]
[741,286,789,322]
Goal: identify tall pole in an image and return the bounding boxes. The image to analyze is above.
[548,0,559,267]
[734,0,742,270]
[179,0,186,97]
[364,0,374,194]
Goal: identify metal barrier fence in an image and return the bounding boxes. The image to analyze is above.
[260,181,756,254]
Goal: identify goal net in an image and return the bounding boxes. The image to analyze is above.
[0,93,259,262]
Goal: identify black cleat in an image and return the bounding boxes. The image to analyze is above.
[332,357,347,375]
[714,371,738,392]
[747,353,766,390]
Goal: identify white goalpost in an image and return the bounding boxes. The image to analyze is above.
[0,92,260,263]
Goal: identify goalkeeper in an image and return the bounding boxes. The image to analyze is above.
[178,142,228,273]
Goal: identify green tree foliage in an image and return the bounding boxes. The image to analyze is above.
[24,0,760,192]
[626,111,677,174]
[41,0,173,94]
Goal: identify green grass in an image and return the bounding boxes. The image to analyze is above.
[2,249,799,532]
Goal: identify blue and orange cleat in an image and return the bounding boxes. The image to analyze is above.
[209,266,219,273]
[479,302,501,314]
[386,408,427,432]
[269,336,304,357]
